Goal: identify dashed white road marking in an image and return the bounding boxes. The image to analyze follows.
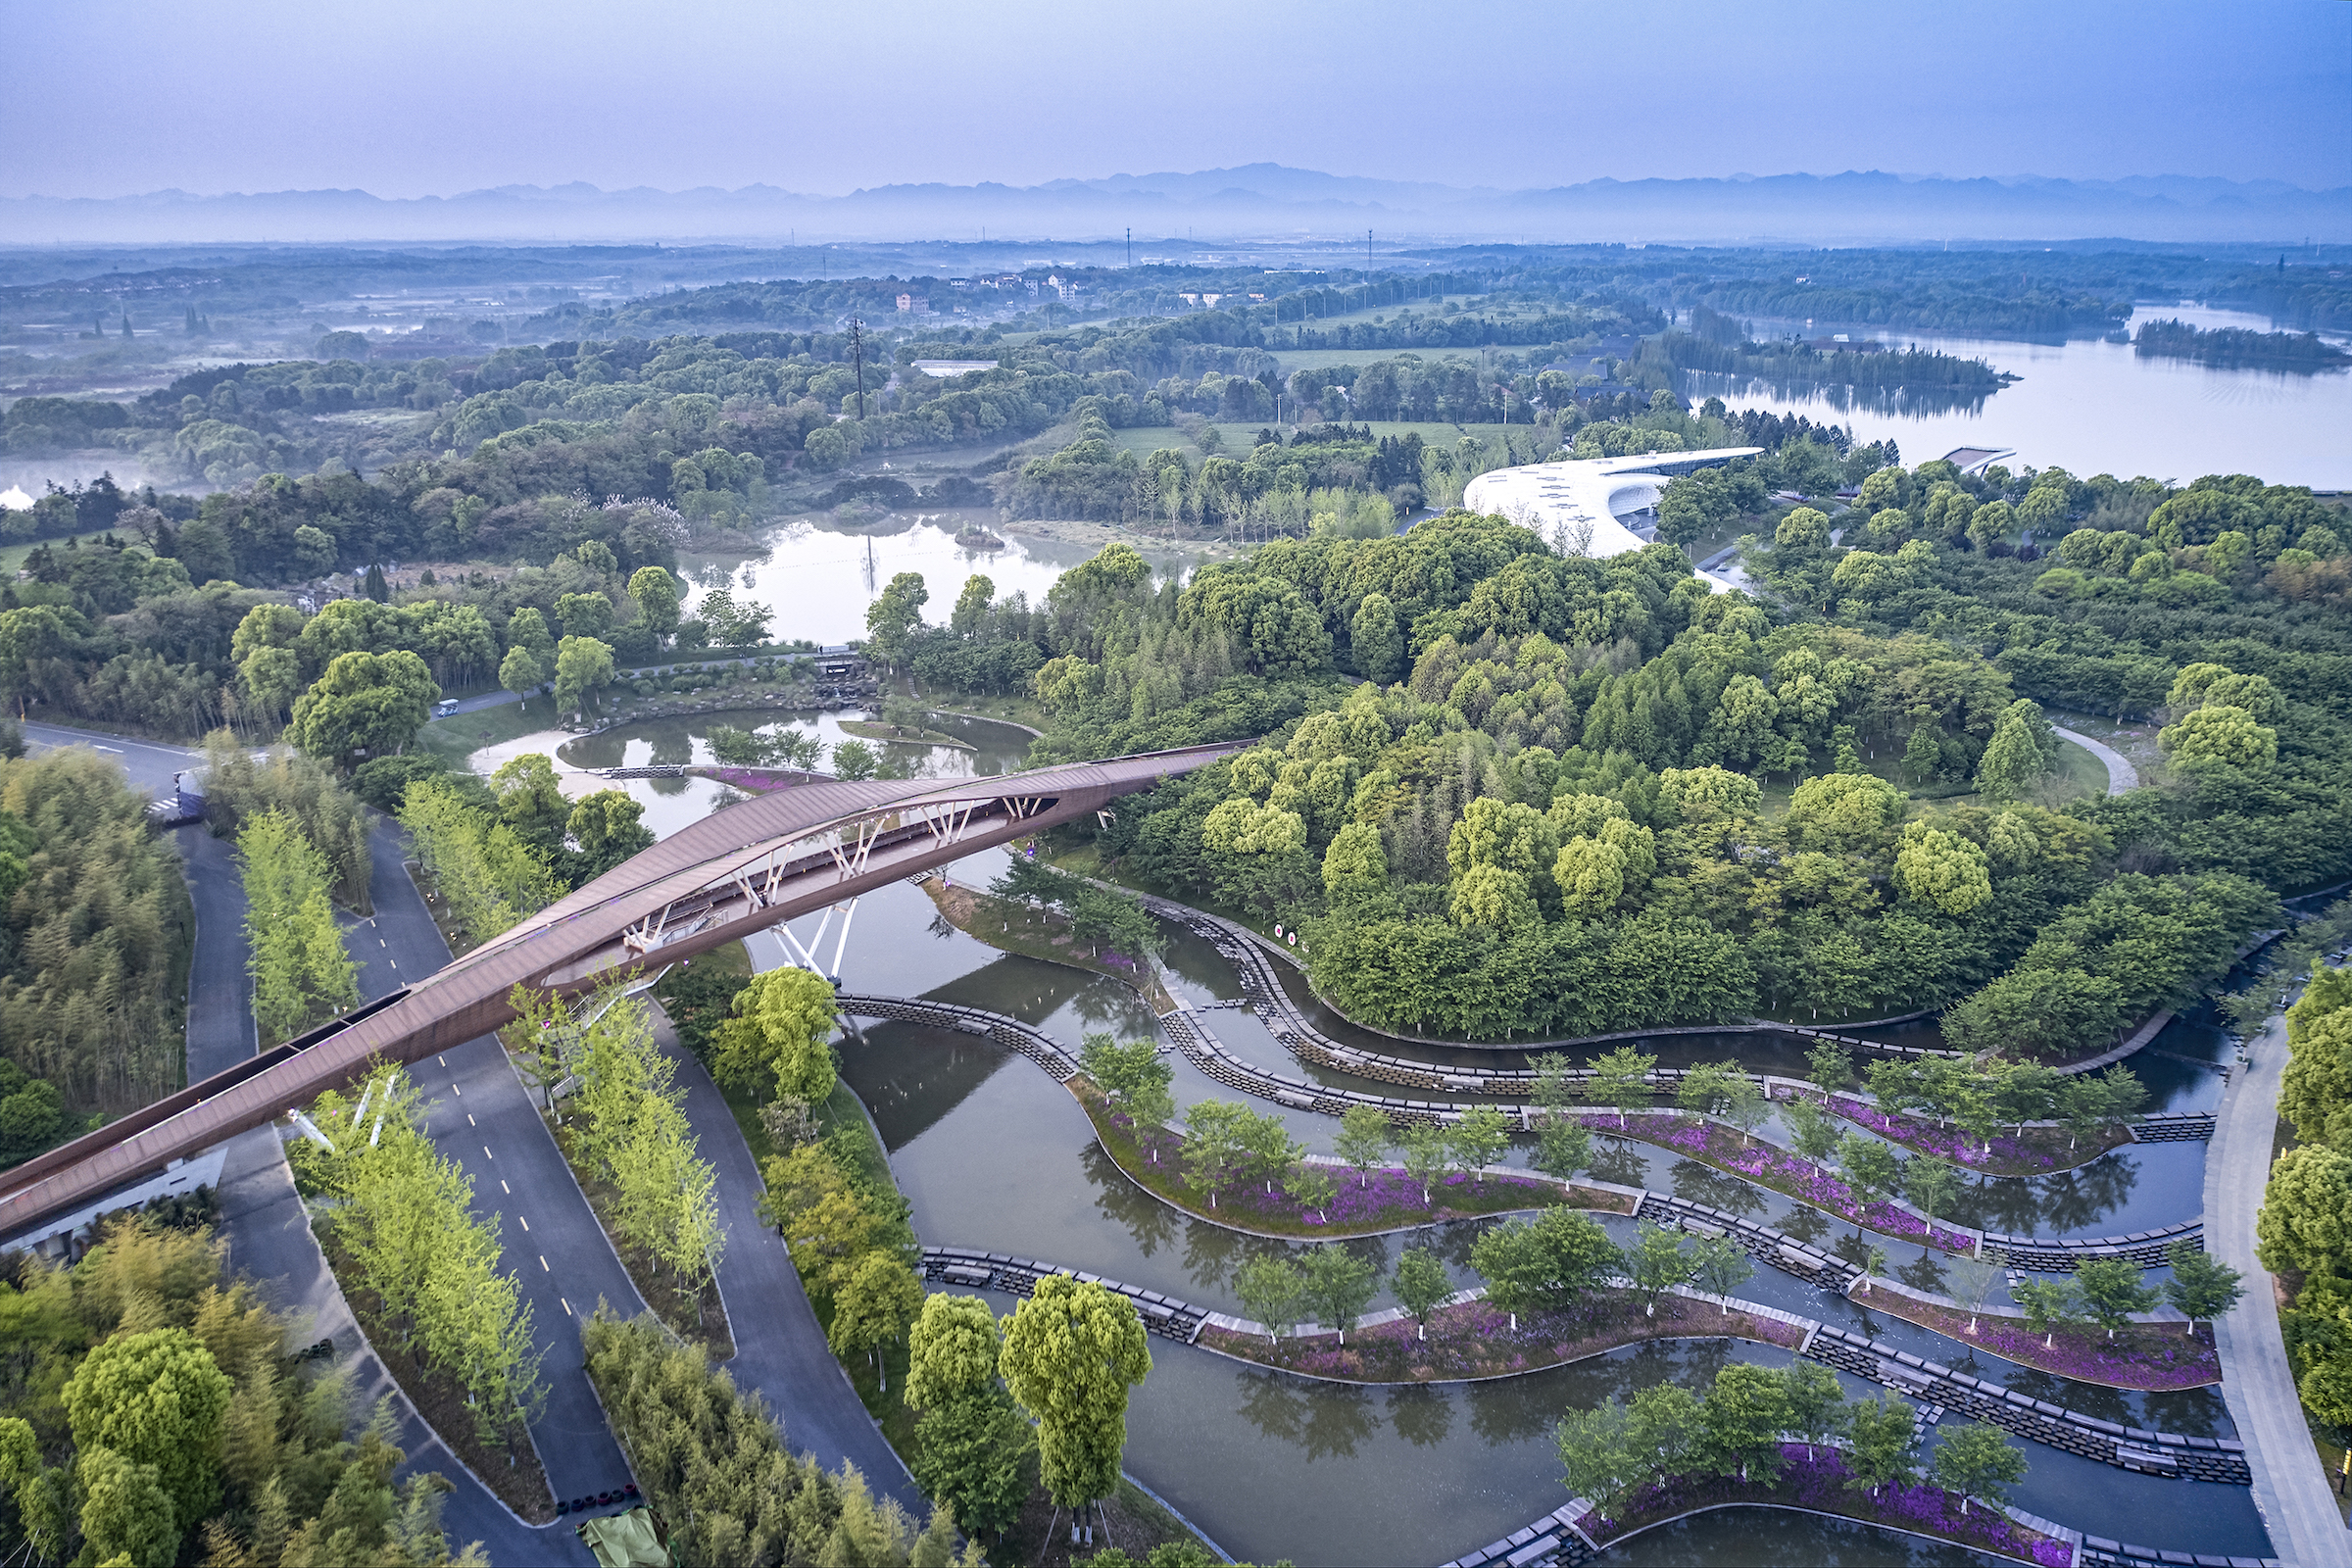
[538,1254,549,1271]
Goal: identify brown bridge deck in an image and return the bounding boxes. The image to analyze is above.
[0,742,1243,1242]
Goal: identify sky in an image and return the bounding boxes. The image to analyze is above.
[11,0,2347,200]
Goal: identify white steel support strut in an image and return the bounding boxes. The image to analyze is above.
[828,899,859,978]
[777,921,825,972]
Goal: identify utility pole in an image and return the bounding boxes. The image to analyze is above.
[849,318,866,420]
[1126,226,1131,268]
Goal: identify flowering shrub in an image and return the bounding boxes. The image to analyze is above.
[1870,1296,2220,1391]
[1826,1097,2120,1175]
[1585,1446,2070,1567]
[1091,1102,1588,1237]
[1583,1114,1974,1252]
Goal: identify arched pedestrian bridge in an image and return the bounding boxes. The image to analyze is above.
[0,742,1244,1240]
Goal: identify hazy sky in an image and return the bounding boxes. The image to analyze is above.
[14,0,2347,199]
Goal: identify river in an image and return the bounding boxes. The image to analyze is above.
[1684,304,2352,489]
[498,712,2264,1566]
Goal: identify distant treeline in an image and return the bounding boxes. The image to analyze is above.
[2132,318,2351,372]
[1641,321,2005,392]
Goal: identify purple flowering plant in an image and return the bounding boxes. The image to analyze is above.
[1582,1446,2070,1567]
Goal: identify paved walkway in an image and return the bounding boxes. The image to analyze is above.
[646,1006,923,1510]
[2051,723,2140,796]
[2207,1007,2351,1567]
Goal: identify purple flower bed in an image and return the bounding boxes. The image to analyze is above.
[1108,1112,1568,1232]
[704,765,803,794]
[1584,1114,1974,1253]
[1886,1297,2220,1389]
[1829,1097,2073,1173]
[1588,1446,2068,1567]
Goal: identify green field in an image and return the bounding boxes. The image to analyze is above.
[1268,346,1490,371]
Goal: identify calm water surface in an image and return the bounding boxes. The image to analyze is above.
[1689,303,2352,488]
[571,793,2256,1564]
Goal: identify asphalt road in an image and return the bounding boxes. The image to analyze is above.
[2209,1005,2352,1567]
[26,723,605,1563]
[354,820,643,1525]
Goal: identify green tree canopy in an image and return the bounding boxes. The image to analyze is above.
[286,649,438,765]
[997,1276,1152,1511]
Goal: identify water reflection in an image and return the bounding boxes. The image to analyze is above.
[1608,1508,2012,1567]
[1387,1384,1454,1448]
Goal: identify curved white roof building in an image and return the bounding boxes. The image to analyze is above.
[1461,447,1763,591]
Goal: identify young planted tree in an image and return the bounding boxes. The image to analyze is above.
[998,1277,1152,1522]
[1299,1246,1380,1345]
[1807,1039,1854,1097]
[2163,1241,2245,1332]
[1240,1107,1305,1196]
[1842,1396,1921,1499]
[1929,1422,2028,1515]
[2073,1256,2159,1341]
[1582,1047,1657,1129]
[1334,1102,1393,1187]
[1900,1154,1962,1228]
[1554,1399,1642,1522]
[1781,1093,1843,1166]
[2014,1277,2088,1349]
[1835,1134,1903,1237]
[828,1251,924,1391]
[1626,1223,1696,1317]
[1696,1362,1789,1485]
[1181,1100,1251,1208]
[1234,1251,1304,1343]
[1399,1122,1449,1206]
[1446,1106,1510,1188]
[1689,1233,1753,1311]
[1471,1210,1622,1322]
[1392,1249,1453,1342]
[1285,1160,1338,1224]
[1529,1052,1592,1181]
[1944,1254,2002,1335]
[1779,1360,1849,1461]
[1675,1061,1738,1121]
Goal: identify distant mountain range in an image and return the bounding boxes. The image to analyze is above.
[4,167,2345,246]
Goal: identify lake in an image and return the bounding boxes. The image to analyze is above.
[1685,304,2352,489]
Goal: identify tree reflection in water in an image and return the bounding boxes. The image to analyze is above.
[1777,1205,1833,1249]
[1669,1158,1770,1218]
[1950,1150,2141,1239]
[1232,1371,1387,1460]
[1388,1385,1454,1449]
[1079,1143,1181,1256]
[1586,1138,1650,1190]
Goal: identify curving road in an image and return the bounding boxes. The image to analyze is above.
[2051,723,2140,796]
[2207,1005,2352,1567]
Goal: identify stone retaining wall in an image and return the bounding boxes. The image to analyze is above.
[913,1248,1206,1342]
[1802,1325,2250,1486]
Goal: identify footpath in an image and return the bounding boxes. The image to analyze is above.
[2207,1008,2352,1567]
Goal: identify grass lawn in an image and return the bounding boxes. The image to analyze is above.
[2052,736,2110,798]
[1200,1289,1801,1383]
[838,717,972,750]
[413,694,566,766]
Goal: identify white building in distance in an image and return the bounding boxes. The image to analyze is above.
[1461,447,1763,592]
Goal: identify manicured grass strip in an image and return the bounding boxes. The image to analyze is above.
[1200,1289,1802,1383]
[1860,1291,2219,1391]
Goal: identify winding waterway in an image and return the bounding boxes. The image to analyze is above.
[495,713,2266,1564]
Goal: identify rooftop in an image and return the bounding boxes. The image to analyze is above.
[1460,447,1764,592]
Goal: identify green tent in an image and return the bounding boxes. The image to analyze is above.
[577,1508,666,1568]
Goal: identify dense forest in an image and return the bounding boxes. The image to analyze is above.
[950,454,2352,1048]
